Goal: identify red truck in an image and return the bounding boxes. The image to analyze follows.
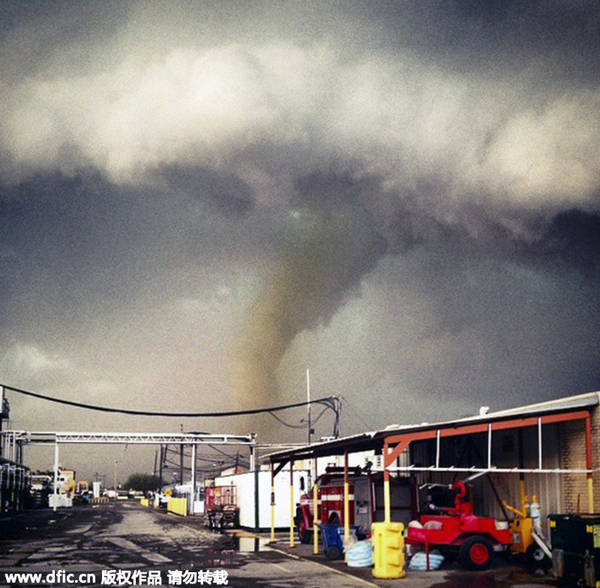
[406,480,512,570]
[294,466,363,544]
[204,483,239,530]
[294,465,416,545]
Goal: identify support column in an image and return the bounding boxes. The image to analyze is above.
[289,460,295,547]
[270,462,275,542]
[191,444,197,516]
[344,450,350,544]
[254,467,260,533]
[538,418,543,470]
[53,442,59,512]
[518,428,526,512]
[586,413,594,513]
[158,445,164,494]
[313,456,319,555]
[179,444,184,486]
[249,444,256,473]
[487,424,493,470]
[384,441,391,523]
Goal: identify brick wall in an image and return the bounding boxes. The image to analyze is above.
[560,405,600,513]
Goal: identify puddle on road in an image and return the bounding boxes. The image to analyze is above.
[231,535,272,553]
[169,533,270,569]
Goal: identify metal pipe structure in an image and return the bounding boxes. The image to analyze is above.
[8,431,255,445]
[385,466,593,474]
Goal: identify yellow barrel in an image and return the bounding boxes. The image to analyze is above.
[372,521,405,579]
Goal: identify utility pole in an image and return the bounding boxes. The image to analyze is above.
[307,369,313,445]
[158,445,163,491]
[179,445,184,485]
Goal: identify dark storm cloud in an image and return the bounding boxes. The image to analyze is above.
[0,1,600,479]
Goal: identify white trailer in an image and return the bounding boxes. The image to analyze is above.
[212,468,308,530]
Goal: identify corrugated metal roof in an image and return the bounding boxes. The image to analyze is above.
[265,390,599,462]
[382,390,600,434]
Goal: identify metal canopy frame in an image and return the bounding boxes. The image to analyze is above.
[1,430,257,511]
[3,431,256,446]
[381,409,595,518]
[383,409,593,475]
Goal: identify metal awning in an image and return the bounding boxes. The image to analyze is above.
[265,390,599,465]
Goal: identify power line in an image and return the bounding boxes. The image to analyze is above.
[340,394,372,430]
[269,405,330,429]
[3,383,337,418]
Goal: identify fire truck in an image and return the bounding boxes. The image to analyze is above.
[294,465,416,544]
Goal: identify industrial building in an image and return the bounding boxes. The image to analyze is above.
[267,390,599,538]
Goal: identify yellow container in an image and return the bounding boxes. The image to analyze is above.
[372,522,405,579]
[167,497,188,516]
[509,517,533,555]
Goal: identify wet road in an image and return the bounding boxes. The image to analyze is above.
[0,502,380,587]
[0,503,560,588]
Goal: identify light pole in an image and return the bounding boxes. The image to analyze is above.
[114,460,118,490]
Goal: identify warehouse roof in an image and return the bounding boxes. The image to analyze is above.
[265,390,600,463]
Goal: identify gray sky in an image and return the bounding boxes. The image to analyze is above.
[1,1,599,482]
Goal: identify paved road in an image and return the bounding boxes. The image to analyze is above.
[0,503,558,588]
[0,503,379,587]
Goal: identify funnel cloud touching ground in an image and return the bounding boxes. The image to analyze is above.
[1,1,600,479]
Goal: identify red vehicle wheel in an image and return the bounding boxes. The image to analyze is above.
[298,526,313,544]
[459,536,494,570]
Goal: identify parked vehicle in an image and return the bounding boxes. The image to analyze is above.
[406,480,512,570]
[204,483,239,529]
[295,466,360,544]
[294,465,416,545]
[30,473,52,508]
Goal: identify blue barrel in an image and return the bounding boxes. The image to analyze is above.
[318,524,359,559]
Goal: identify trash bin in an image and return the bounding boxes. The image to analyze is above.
[549,514,600,588]
[318,524,359,560]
